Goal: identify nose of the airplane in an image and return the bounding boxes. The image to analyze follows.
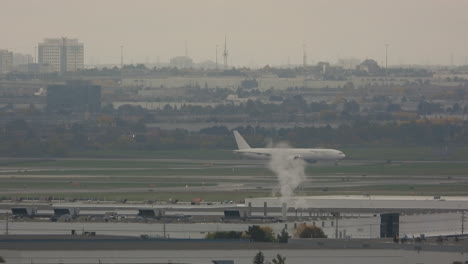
[338,151,346,159]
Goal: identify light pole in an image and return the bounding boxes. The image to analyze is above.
[385,44,389,73]
[216,45,218,70]
[5,212,9,235]
[120,45,124,69]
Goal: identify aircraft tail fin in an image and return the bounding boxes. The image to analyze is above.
[233,130,251,150]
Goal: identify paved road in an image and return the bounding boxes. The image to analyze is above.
[0,212,463,239]
[1,236,468,264]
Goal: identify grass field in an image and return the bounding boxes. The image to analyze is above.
[307,162,468,175]
[0,167,271,176]
[0,181,216,189]
[301,183,468,195]
[70,149,236,160]
[0,159,216,168]
[339,146,441,161]
[1,146,468,161]
[67,146,468,161]
[5,182,468,202]
[2,161,468,176]
[2,147,468,202]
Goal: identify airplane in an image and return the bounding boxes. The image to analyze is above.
[34,87,46,96]
[233,130,345,163]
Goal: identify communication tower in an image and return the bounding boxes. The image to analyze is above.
[223,36,229,69]
[302,44,307,68]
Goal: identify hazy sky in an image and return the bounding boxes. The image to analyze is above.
[2,0,468,67]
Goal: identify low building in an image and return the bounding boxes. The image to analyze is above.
[169,56,193,69]
[47,80,101,113]
[357,59,381,74]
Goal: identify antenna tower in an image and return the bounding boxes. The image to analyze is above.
[302,44,307,68]
[223,36,229,69]
[120,45,124,69]
[216,45,219,70]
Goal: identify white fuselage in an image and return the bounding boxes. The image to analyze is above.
[234,147,345,162]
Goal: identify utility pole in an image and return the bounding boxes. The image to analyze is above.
[302,44,307,68]
[223,36,228,69]
[120,45,124,69]
[462,211,465,235]
[74,47,77,71]
[385,44,389,70]
[5,212,9,235]
[385,44,389,77]
[216,45,218,70]
[335,216,339,239]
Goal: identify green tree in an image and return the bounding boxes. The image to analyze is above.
[47,138,69,157]
[452,103,462,113]
[5,119,30,133]
[101,104,115,114]
[294,223,326,238]
[205,231,243,239]
[342,100,360,114]
[417,100,442,115]
[247,225,275,242]
[253,251,265,264]
[271,254,286,264]
[276,228,289,243]
[387,103,401,112]
[133,119,147,133]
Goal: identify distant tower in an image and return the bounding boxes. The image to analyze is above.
[302,44,307,68]
[385,44,389,69]
[223,36,229,69]
[385,44,389,77]
[185,40,188,57]
[60,37,68,74]
[216,44,219,70]
[120,45,124,69]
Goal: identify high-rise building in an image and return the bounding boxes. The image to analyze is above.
[0,49,13,74]
[38,37,84,73]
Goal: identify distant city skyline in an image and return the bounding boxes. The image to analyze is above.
[2,0,468,67]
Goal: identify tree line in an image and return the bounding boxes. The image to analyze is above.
[205,223,325,243]
[0,118,466,157]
